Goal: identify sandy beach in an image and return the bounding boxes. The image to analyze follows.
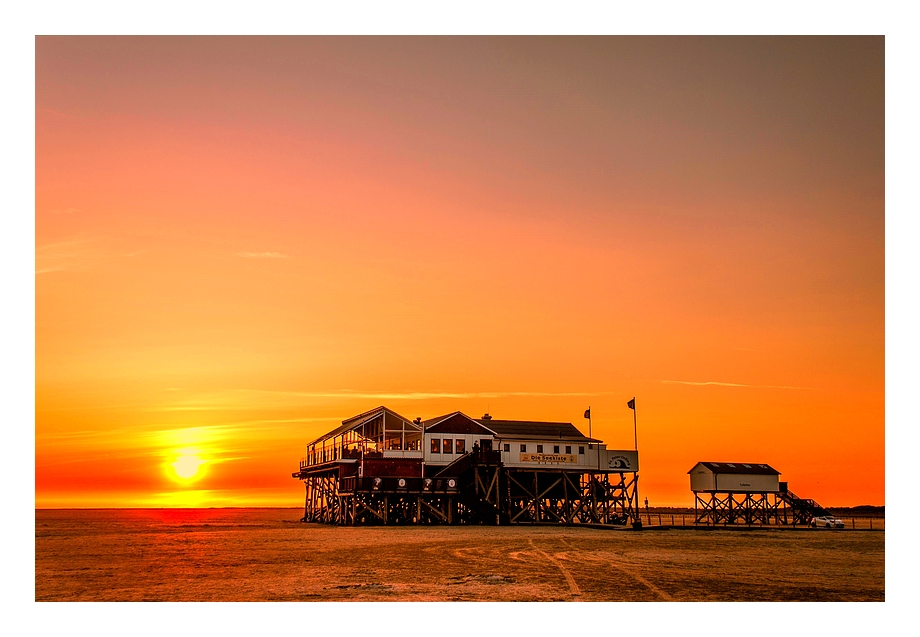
[35,508,884,602]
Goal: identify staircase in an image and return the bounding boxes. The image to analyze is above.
[777,489,831,524]
[433,451,478,478]
[434,449,506,524]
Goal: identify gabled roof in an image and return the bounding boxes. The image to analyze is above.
[307,406,416,447]
[341,405,410,427]
[475,419,597,442]
[688,462,780,475]
[423,412,494,435]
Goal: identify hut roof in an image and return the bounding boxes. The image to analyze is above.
[689,462,780,475]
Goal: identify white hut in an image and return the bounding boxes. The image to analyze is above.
[688,461,780,493]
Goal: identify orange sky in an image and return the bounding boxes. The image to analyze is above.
[35,36,884,508]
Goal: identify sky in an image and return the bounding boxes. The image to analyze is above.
[35,36,885,508]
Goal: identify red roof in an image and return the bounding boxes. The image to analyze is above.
[477,419,598,442]
[424,412,493,435]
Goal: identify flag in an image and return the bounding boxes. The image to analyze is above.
[627,398,635,410]
[584,408,591,419]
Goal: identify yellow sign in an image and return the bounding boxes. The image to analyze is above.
[520,453,578,464]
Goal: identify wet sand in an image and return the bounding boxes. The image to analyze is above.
[35,508,884,601]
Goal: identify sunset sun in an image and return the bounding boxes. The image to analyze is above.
[168,451,206,483]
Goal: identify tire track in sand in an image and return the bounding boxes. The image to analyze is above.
[560,537,673,601]
[529,538,582,601]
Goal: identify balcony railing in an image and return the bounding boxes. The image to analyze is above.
[339,476,460,494]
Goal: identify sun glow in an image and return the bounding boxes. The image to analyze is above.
[167,448,207,484]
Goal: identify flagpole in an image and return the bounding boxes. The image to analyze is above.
[588,406,592,440]
[632,398,638,450]
[628,396,639,528]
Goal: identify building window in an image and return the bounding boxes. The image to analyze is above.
[431,438,441,454]
[537,444,543,453]
[455,439,465,454]
[504,443,510,452]
[565,445,572,454]
[579,446,585,455]
[554,445,560,454]
[443,439,453,454]
[520,444,527,452]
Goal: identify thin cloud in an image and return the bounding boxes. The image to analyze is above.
[35,238,91,273]
[38,107,77,118]
[154,388,617,412]
[221,388,615,400]
[36,236,142,274]
[660,380,807,390]
[38,421,300,469]
[253,390,612,400]
[236,251,288,259]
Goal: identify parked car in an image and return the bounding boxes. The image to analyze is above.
[810,515,845,529]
